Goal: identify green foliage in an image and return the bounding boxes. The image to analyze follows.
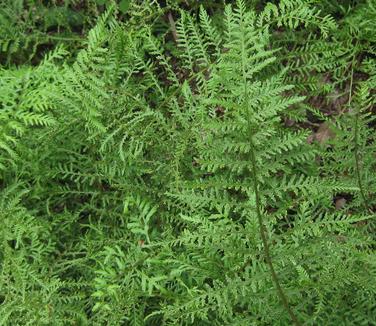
[0,0,375,325]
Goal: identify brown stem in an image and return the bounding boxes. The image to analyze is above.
[168,12,178,43]
[348,60,371,213]
[247,130,302,326]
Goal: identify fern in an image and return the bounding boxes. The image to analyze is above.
[1,1,376,325]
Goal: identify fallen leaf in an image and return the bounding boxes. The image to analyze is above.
[315,122,336,144]
[284,118,295,127]
[335,198,346,210]
[307,134,315,144]
[138,239,145,247]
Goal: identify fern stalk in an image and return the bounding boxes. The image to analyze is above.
[348,61,371,213]
[246,114,302,326]
[239,20,302,326]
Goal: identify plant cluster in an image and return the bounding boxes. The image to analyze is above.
[0,0,375,325]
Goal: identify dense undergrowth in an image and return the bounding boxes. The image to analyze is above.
[0,0,376,325]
